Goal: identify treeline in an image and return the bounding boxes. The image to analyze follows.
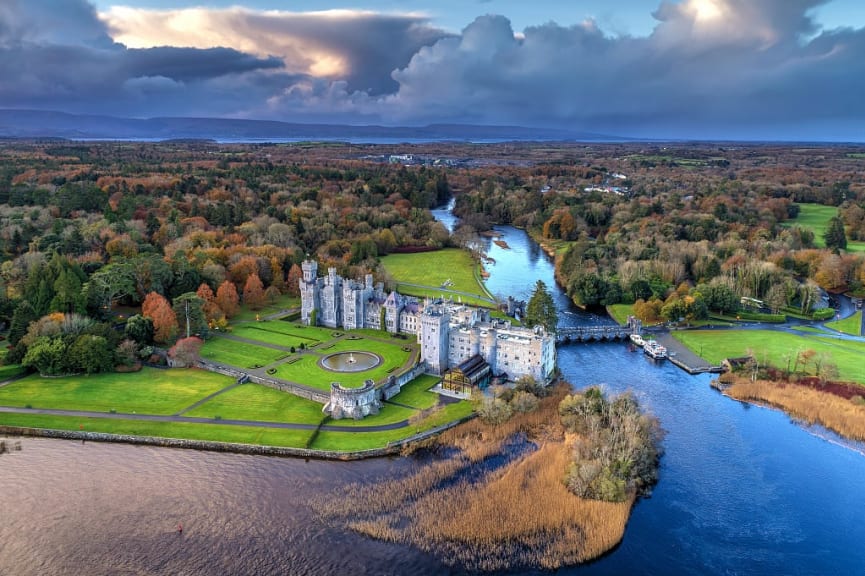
[450,144,865,320]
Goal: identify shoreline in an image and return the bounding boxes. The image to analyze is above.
[0,415,475,461]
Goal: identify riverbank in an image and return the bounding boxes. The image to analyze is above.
[717,375,865,442]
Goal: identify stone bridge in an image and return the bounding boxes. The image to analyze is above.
[556,316,642,344]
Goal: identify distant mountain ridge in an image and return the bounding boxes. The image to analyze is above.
[0,109,624,142]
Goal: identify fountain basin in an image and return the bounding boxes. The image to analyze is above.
[319,351,382,372]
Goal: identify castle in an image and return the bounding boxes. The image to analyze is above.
[300,260,556,384]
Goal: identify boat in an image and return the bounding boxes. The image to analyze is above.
[643,340,667,360]
[629,333,645,347]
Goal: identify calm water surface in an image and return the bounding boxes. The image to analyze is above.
[3,223,865,575]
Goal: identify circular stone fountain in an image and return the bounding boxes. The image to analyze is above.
[319,351,382,372]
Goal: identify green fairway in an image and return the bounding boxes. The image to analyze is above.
[673,330,865,384]
[0,368,233,414]
[201,337,286,368]
[185,382,326,424]
[826,312,862,336]
[786,204,865,252]
[380,248,493,304]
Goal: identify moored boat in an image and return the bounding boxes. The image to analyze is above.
[629,333,645,347]
[643,340,667,360]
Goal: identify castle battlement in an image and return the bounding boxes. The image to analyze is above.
[299,260,556,384]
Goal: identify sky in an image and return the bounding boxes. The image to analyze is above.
[2,0,865,140]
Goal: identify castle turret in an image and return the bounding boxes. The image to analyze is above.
[300,260,320,325]
[420,306,450,374]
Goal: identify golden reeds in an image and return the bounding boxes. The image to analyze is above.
[725,377,865,441]
[318,383,634,571]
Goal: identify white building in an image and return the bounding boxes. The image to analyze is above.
[300,260,556,384]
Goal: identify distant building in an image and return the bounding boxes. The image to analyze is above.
[300,260,556,385]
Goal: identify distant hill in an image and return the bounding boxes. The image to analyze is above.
[0,109,625,142]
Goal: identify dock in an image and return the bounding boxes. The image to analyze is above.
[652,332,724,375]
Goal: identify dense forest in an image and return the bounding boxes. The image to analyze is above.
[452,144,865,322]
[1,140,864,374]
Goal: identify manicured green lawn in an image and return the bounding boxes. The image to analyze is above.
[0,364,26,381]
[608,304,635,325]
[673,330,865,384]
[0,412,314,447]
[311,401,473,451]
[201,337,286,368]
[229,325,317,349]
[0,368,234,414]
[785,204,865,252]
[389,374,441,409]
[275,340,412,390]
[232,295,300,322]
[380,248,492,301]
[826,311,862,336]
[326,403,417,427]
[185,383,326,425]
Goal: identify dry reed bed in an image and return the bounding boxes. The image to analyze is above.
[725,377,865,441]
[319,384,634,571]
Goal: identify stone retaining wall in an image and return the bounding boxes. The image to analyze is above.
[0,414,475,461]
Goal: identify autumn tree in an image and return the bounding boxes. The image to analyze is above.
[142,291,178,344]
[196,282,223,322]
[168,336,203,368]
[286,263,303,297]
[243,273,266,311]
[215,280,240,318]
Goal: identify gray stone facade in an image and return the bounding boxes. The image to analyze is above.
[300,260,556,384]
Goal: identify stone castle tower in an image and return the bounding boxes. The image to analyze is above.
[300,260,319,325]
[420,305,450,374]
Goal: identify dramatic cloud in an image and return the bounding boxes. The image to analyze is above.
[102,7,449,95]
[0,0,864,139]
[366,0,865,138]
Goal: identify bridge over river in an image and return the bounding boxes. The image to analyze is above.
[556,316,642,344]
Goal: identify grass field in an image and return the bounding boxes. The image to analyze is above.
[0,364,26,381]
[0,412,315,446]
[380,249,493,304]
[673,330,865,384]
[0,368,233,414]
[310,401,473,451]
[229,325,319,349]
[232,294,300,322]
[785,204,865,252]
[607,304,634,325]
[825,311,862,336]
[0,370,471,451]
[274,339,413,390]
[185,382,326,424]
[200,337,287,368]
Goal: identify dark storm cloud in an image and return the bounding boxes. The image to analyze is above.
[2,0,864,139]
[371,0,865,139]
[236,10,450,94]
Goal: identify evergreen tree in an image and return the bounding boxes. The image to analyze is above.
[9,300,37,346]
[525,280,558,333]
[824,216,847,251]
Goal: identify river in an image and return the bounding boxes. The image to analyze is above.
[2,215,865,575]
